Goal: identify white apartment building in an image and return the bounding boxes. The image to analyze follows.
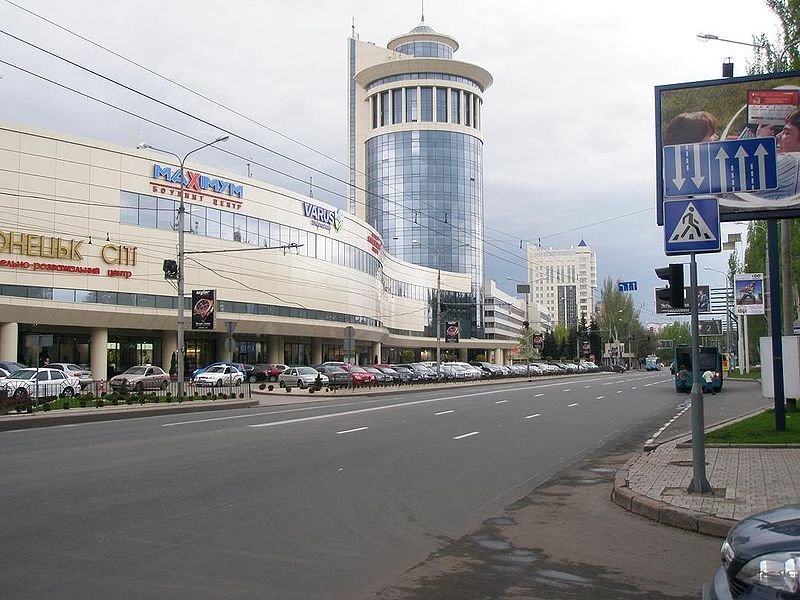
[527,240,597,328]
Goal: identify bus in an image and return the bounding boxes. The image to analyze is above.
[645,355,661,371]
[673,345,723,393]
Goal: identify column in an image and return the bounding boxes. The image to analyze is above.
[90,328,108,382]
[312,338,322,365]
[267,336,284,364]
[495,348,504,365]
[459,348,468,361]
[162,331,177,376]
[372,341,382,365]
[216,334,229,362]
[0,322,18,362]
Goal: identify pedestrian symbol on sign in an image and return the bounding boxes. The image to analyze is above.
[669,203,716,243]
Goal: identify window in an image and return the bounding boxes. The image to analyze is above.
[380,91,389,126]
[392,89,403,124]
[405,87,417,122]
[436,88,447,122]
[420,87,433,122]
[450,90,460,124]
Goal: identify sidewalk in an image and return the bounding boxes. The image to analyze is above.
[613,422,800,538]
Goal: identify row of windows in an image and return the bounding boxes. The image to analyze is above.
[120,192,380,278]
[367,73,481,92]
[1,285,382,328]
[370,86,481,129]
[395,41,454,59]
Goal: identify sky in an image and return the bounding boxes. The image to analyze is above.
[0,0,786,325]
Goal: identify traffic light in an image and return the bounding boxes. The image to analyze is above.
[655,264,685,308]
[163,259,179,280]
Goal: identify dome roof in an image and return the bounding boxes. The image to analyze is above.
[410,23,435,34]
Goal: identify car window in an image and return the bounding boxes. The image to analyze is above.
[298,368,316,375]
[153,367,165,375]
[36,371,49,381]
[67,364,82,370]
[51,371,65,380]
[125,367,148,375]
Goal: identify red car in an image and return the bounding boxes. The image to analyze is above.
[340,365,375,385]
[248,363,288,383]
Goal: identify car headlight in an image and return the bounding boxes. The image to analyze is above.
[738,552,800,593]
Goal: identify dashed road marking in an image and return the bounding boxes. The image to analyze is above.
[525,413,541,419]
[336,426,368,435]
[454,431,480,440]
[568,403,579,408]
[435,410,454,416]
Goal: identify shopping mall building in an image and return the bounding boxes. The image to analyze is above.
[0,123,518,380]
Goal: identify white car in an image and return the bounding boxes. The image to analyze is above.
[279,366,329,389]
[192,365,244,387]
[0,368,80,400]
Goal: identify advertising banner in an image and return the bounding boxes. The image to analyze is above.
[734,273,765,315]
[655,285,710,314]
[655,71,800,225]
[445,321,460,344]
[191,289,216,330]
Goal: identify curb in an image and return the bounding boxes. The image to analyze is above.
[612,457,735,538]
[0,399,260,431]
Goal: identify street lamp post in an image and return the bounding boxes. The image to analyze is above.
[138,135,229,399]
[703,266,732,360]
[412,240,468,379]
[507,276,532,376]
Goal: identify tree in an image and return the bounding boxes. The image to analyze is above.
[588,316,603,362]
[542,330,557,360]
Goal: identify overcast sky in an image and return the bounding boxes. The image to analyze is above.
[0,0,784,323]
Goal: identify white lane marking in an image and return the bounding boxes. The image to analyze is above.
[584,385,591,389]
[525,413,541,419]
[435,410,454,416]
[562,389,571,392]
[616,390,623,394]
[645,403,691,446]
[453,431,480,440]
[495,400,508,404]
[336,426,368,435]
[535,393,544,397]
[568,403,578,408]
[596,396,604,400]
[632,386,638,390]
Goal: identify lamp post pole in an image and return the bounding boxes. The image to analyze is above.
[139,135,229,399]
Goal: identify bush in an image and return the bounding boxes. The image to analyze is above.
[94,399,104,408]
[62,399,70,410]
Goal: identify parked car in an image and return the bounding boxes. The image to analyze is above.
[0,368,80,399]
[373,365,412,383]
[470,361,503,378]
[340,365,376,386]
[47,362,93,389]
[247,363,288,383]
[598,364,626,373]
[193,365,244,387]
[191,362,247,381]
[391,365,419,381]
[0,361,26,375]
[279,366,329,389]
[362,366,392,384]
[454,362,483,379]
[703,504,800,599]
[316,365,351,387]
[395,363,436,380]
[109,365,170,391]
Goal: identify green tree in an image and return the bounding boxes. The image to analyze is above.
[588,316,603,362]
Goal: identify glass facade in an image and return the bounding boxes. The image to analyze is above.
[365,130,484,329]
[367,73,481,92]
[395,41,454,59]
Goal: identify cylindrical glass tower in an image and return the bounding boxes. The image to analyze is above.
[349,20,492,331]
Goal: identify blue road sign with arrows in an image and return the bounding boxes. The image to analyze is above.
[663,197,721,255]
[663,137,778,197]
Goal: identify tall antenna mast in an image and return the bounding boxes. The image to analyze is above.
[351,17,355,38]
[421,0,425,22]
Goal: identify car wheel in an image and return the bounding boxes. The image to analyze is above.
[215,380,223,387]
[298,380,306,389]
[235,377,243,385]
[62,387,75,398]
[135,382,144,392]
[279,380,285,388]
[248,374,257,383]
[269,375,278,382]
[160,380,169,390]
[13,388,28,400]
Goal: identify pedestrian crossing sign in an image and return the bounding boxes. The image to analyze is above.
[663,197,720,255]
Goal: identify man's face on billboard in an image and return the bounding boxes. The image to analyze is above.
[778,120,800,153]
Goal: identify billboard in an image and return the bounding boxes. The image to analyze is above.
[655,71,800,225]
[699,319,722,335]
[445,321,460,343]
[654,285,710,315]
[734,273,765,315]
[191,289,216,330]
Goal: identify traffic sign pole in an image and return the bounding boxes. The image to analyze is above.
[688,251,712,494]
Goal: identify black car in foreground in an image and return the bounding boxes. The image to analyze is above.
[704,504,800,599]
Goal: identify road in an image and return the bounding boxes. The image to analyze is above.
[0,371,759,599]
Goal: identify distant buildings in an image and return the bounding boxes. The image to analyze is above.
[527,240,597,328]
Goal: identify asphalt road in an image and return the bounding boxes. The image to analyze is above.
[0,371,755,599]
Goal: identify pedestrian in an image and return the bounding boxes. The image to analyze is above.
[702,369,716,395]
[677,364,689,393]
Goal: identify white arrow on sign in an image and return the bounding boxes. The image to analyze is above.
[715,147,731,192]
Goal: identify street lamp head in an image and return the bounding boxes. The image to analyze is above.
[697,33,719,42]
[214,135,230,143]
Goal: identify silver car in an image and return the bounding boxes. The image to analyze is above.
[47,363,93,389]
[279,367,329,389]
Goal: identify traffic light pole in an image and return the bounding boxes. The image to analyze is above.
[688,252,712,494]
